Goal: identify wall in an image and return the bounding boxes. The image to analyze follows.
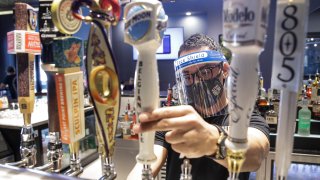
[308,9,320,33]
[1,0,320,91]
[111,13,208,91]
[0,15,15,81]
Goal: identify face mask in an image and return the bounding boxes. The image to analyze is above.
[184,71,224,117]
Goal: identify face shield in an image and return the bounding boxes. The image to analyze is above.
[174,50,228,118]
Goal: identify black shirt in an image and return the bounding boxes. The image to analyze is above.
[2,74,17,100]
[155,110,270,180]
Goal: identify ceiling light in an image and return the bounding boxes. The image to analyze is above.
[314,44,317,47]
[186,12,191,16]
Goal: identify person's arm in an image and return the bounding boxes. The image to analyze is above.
[127,144,168,180]
[133,105,269,172]
[215,127,269,172]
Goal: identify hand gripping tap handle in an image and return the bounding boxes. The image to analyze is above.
[222,0,270,178]
[124,0,168,166]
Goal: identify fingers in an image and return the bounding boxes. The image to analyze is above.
[165,129,186,144]
[165,129,203,158]
[134,115,196,133]
[138,105,195,123]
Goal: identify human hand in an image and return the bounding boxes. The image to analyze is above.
[133,105,220,158]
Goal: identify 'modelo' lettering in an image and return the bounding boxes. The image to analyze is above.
[224,7,255,23]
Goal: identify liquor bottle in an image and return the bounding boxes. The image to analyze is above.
[312,89,320,120]
[271,89,280,115]
[257,72,267,106]
[127,99,131,111]
[166,83,173,106]
[124,109,129,122]
[130,108,138,140]
[298,98,311,136]
[306,74,313,99]
[122,110,131,139]
[265,104,278,133]
[267,88,273,103]
[311,70,319,103]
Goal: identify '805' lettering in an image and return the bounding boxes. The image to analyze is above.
[278,5,298,82]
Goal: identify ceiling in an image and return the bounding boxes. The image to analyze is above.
[0,0,320,16]
[0,0,211,15]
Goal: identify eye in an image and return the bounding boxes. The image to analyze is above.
[198,68,212,79]
[183,73,191,80]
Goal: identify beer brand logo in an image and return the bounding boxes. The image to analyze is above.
[229,67,244,123]
[224,5,255,25]
[136,61,143,111]
[174,52,208,67]
[72,79,81,135]
[277,5,298,83]
[28,9,38,30]
[125,10,152,30]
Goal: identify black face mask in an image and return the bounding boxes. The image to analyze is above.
[184,70,224,116]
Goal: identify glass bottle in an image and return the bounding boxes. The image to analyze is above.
[298,98,311,136]
[257,72,267,105]
[311,70,319,103]
[306,74,313,99]
[130,108,138,140]
[271,89,280,115]
[166,83,173,106]
[265,104,278,133]
[312,90,320,120]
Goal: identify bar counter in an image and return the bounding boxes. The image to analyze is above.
[0,104,96,169]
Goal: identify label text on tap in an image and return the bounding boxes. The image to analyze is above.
[72,79,81,135]
[224,7,255,24]
[125,10,151,30]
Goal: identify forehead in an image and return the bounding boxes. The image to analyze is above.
[182,62,220,73]
[179,46,211,57]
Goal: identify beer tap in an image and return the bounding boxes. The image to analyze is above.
[35,0,66,173]
[124,0,167,179]
[222,0,270,179]
[180,158,192,180]
[51,0,85,176]
[5,2,41,168]
[71,0,120,179]
[270,0,310,179]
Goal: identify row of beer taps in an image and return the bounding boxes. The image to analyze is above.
[3,0,311,180]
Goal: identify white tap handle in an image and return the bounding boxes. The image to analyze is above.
[124,0,167,164]
[225,47,259,151]
[135,51,158,164]
[270,0,309,179]
[223,0,270,151]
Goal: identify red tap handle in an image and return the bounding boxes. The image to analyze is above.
[99,0,120,22]
[71,0,120,23]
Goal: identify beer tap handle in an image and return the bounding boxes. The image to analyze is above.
[124,1,167,179]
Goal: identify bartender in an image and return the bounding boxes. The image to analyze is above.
[128,33,270,180]
[0,66,17,102]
